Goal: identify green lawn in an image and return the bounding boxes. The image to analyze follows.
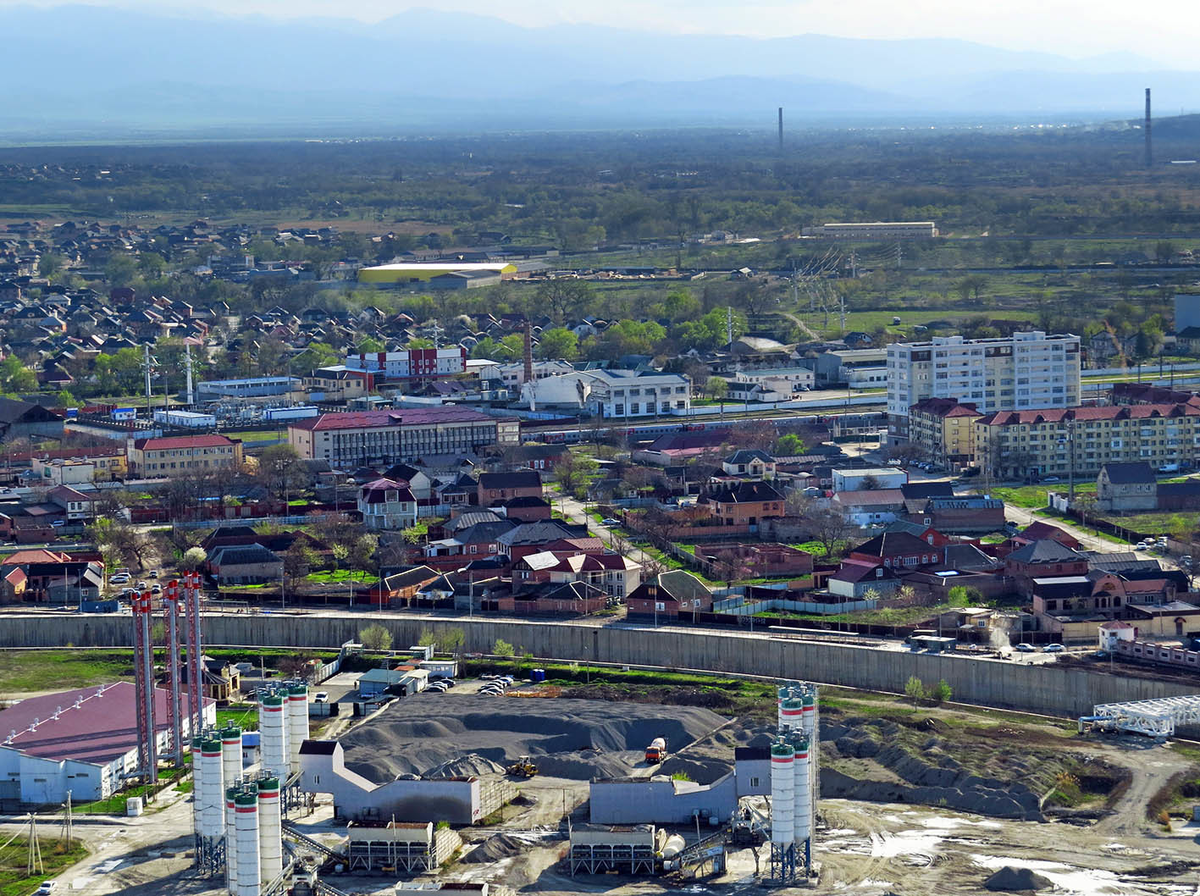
[215,704,259,731]
[1096,509,1200,538]
[305,569,376,585]
[0,650,132,693]
[0,837,88,896]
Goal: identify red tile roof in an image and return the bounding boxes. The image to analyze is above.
[133,434,238,450]
[0,549,73,566]
[4,682,212,764]
[290,407,499,432]
[978,403,1200,426]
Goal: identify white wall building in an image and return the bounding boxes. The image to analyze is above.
[831,468,908,493]
[887,331,1081,436]
[0,682,215,806]
[727,367,814,402]
[521,369,691,418]
[345,347,467,379]
[484,360,575,389]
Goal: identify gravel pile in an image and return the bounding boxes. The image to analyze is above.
[339,695,729,783]
[984,866,1052,891]
[463,833,535,863]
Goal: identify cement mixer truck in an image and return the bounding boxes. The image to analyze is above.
[645,737,667,763]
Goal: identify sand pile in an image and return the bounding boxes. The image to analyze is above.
[339,695,729,783]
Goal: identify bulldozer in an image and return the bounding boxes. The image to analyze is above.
[505,756,539,778]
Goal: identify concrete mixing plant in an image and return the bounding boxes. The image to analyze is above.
[768,680,819,883]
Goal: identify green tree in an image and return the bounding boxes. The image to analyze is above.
[536,327,579,361]
[554,451,598,499]
[38,253,63,278]
[104,255,139,288]
[493,638,515,658]
[357,334,386,353]
[293,341,340,370]
[931,679,953,704]
[536,278,593,323]
[257,443,308,499]
[774,433,806,456]
[904,675,927,703]
[181,546,208,571]
[0,356,37,394]
[359,624,393,651]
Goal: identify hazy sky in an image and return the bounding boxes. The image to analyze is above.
[4,0,1196,65]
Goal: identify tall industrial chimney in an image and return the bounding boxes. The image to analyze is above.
[1145,88,1153,168]
[778,107,784,152]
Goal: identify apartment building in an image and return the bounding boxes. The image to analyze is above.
[907,398,984,470]
[127,434,244,477]
[887,331,1080,439]
[975,403,1200,481]
[288,407,519,467]
[343,347,467,380]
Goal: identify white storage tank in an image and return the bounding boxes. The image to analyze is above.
[258,689,289,779]
[287,683,309,774]
[770,739,795,845]
[200,735,225,839]
[235,785,261,896]
[222,727,242,893]
[257,775,283,886]
[792,733,811,842]
[191,734,204,836]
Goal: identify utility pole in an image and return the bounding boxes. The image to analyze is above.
[143,343,153,420]
[27,813,43,876]
[61,792,73,849]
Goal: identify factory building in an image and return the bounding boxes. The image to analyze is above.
[344,347,468,381]
[345,821,462,873]
[0,682,215,806]
[298,740,516,824]
[589,747,770,825]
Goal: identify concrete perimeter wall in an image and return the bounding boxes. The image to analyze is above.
[3,614,1195,719]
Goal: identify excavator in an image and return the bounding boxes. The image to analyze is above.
[505,755,539,778]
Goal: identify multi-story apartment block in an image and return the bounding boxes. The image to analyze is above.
[127,434,244,477]
[887,332,1080,439]
[907,398,984,470]
[288,407,519,467]
[975,403,1200,481]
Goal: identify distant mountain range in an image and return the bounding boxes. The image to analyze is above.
[1,4,1197,137]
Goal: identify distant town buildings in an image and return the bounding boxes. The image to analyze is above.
[802,221,938,240]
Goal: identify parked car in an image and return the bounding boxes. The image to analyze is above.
[1042,643,1065,653]
[110,574,129,585]
[1042,476,1061,483]
[1135,541,1149,551]
[50,520,65,528]
[1015,643,1036,652]
[36,882,56,895]
[313,692,329,703]
[148,570,159,579]
[600,518,620,527]
[151,584,162,594]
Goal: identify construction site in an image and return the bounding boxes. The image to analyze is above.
[7,625,1200,896]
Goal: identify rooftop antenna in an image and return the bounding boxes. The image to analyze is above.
[1145,88,1153,168]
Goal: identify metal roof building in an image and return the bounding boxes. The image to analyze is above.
[0,682,216,807]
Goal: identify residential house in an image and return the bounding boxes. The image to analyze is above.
[367,565,441,607]
[358,478,418,531]
[1005,539,1089,597]
[500,581,610,616]
[47,485,96,522]
[827,561,900,598]
[626,570,714,620]
[477,471,542,506]
[700,481,785,528]
[721,450,776,480]
[847,531,945,569]
[206,544,283,584]
[906,495,1006,535]
[513,550,642,599]
[832,489,907,527]
[1096,462,1157,513]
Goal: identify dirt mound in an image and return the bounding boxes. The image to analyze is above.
[463,833,531,863]
[984,866,1052,891]
[339,695,729,783]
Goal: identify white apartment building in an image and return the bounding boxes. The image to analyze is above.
[887,332,1080,438]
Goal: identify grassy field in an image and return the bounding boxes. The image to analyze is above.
[305,569,376,585]
[215,704,259,731]
[0,650,132,694]
[1096,509,1200,538]
[987,481,1096,508]
[0,837,88,896]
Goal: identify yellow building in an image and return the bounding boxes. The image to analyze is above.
[975,402,1200,481]
[357,262,517,285]
[907,398,983,470]
[126,434,244,477]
